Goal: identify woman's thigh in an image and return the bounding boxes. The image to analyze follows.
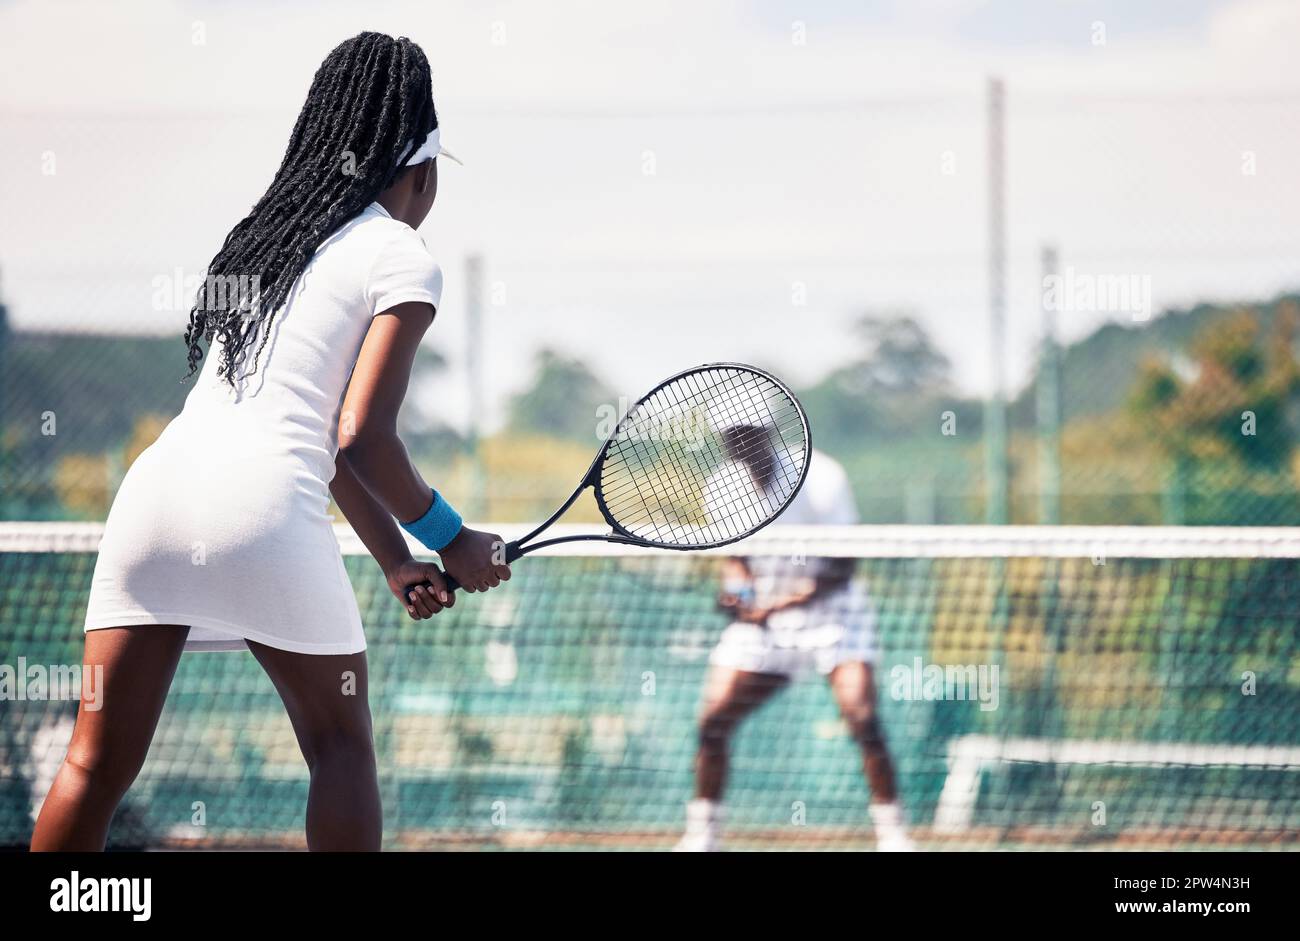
[67,625,191,774]
[245,641,375,761]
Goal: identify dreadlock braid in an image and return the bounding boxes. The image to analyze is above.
[184,32,437,383]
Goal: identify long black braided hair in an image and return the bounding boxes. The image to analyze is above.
[184,32,437,384]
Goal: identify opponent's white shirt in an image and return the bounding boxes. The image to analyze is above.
[763,448,858,528]
[744,448,862,632]
[84,202,442,653]
[701,449,802,543]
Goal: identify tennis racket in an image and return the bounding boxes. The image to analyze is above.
[433,363,811,592]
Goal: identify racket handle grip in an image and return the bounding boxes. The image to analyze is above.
[406,541,521,597]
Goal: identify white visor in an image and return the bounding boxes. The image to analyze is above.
[401,126,462,166]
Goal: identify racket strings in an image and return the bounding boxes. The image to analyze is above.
[599,417,804,512]
[598,367,808,547]
[611,371,804,486]
[602,372,763,516]
[602,377,803,489]
[603,374,799,491]
[603,429,801,542]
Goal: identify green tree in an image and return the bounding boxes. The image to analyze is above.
[799,313,977,450]
[842,314,954,398]
[1129,305,1300,470]
[505,349,614,443]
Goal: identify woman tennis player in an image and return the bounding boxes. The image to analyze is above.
[30,32,509,851]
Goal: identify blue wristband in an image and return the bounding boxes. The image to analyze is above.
[400,489,464,552]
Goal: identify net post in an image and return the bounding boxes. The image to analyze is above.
[984,75,1009,527]
[1037,243,1062,526]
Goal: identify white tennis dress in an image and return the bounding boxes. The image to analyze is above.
[84,203,443,654]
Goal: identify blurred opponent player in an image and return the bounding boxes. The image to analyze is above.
[676,416,914,851]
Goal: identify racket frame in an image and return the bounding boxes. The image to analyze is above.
[503,361,812,561]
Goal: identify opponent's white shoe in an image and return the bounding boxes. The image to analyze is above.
[870,802,915,852]
[874,830,916,852]
[673,798,722,852]
[672,829,719,852]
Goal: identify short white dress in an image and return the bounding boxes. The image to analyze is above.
[84,203,443,653]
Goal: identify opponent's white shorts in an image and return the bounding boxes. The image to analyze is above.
[708,614,879,678]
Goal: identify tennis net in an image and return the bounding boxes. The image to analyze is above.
[2,522,1298,850]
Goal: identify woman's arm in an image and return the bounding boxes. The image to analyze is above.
[337,301,510,595]
[731,559,855,625]
[330,450,454,617]
[338,303,444,520]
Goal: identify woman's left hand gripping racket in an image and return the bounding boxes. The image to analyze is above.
[426,362,811,593]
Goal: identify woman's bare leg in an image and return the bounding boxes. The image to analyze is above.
[30,625,189,851]
[246,641,381,851]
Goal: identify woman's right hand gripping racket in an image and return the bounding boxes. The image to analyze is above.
[423,363,811,595]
